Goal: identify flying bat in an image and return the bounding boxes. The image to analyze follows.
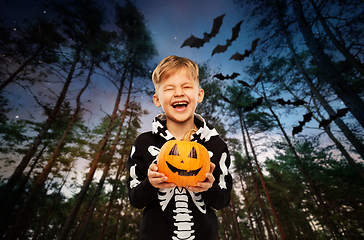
[243,97,263,113]
[221,95,263,112]
[319,108,349,128]
[181,14,225,49]
[211,20,244,56]
[230,38,260,61]
[292,112,313,136]
[237,72,263,90]
[213,72,240,80]
[220,90,245,105]
[276,98,307,107]
[220,94,232,104]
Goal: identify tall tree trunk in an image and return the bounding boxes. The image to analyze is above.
[309,0,364,77]
[3,61,92,240]
[253,210,265,240]
[0,49,81,240]
[262,86,342,239]
[310,96,364,181]
[113,203,126,240]
[32,162,74,240]
[306,208,320,239]
[229,196,243,240]
[310,195,331,240]
[242,117,287,240]
[2,143,48,229]
[219,211,228,240]
[238,110,274,240]
[99,126,130,239]
[98,76,134,240]
[0,47,81,206]
[222,207,234,238]
[277,11,364,178]
[19,144,48,195]
[76,162,111,240]
[0,46,44,92]
[285,195,309,239]
[239,173,257,240]
[291,0,364,128]
[77,71,134,239]
[57,70,127,240]
[283,81,364,181]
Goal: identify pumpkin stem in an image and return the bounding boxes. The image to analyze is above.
[182,129,197,141]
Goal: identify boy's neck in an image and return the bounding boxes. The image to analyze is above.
[166,119,197,140]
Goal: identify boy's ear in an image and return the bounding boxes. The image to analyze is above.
[197,88,204,103]
[153,94,161,107]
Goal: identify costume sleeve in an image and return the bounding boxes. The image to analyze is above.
[126,137,158,209]
[201,144,232,210]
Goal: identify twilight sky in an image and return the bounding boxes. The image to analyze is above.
[1,0,258,132]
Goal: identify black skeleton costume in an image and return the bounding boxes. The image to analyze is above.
[126,114,232,240]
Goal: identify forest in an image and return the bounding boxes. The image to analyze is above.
[0,0,363,239]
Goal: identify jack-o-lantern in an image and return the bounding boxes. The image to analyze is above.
[157,129,210,187]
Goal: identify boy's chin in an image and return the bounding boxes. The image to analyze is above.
[168,116,194,124]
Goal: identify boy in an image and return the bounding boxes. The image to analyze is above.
[126,55,232,240]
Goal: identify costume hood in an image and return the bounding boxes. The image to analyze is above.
[151,113,219,142]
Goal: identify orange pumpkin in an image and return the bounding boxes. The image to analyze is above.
[157,129,210,187]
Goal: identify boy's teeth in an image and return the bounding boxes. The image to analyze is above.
[173,102,187,108]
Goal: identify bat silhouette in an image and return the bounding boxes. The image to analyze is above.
[292,112,313,136]
[243,97,263,113]
[214,72,240,80]
[221,95,263,113]
[276,98,307,107]
[230,38,260,61]
[181,14,225,49]
[220,90,245,105]
[211,20,244,56]
[237,72,263,90]
[319,108,348,128]
[220,94,232,104]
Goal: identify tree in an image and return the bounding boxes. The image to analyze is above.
[57,1,156,239]
[0,18,63,92]
[3,61,93,240]
[266,136,364,238]
[308,0,364,77]
[0,0,110,209]
[221,83,280,239]
[291,0,364,128]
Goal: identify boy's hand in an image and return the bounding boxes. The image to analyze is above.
[187,162,215,193]
[148,163,176,189]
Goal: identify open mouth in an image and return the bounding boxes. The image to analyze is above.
[166,161,202,176]
[172,102,188,109]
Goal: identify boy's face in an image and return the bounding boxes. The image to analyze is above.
[153,69,204,125]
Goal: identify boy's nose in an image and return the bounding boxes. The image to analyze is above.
[174,87,185,96]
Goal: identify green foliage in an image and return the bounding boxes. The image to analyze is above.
[0,98,28,154]
[265,136,364,238]
[196,62,228,137]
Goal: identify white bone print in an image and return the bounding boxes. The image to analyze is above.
[172,187,195,240]
[148,145,160,162]
[218,152,228,189]
[129,145,160,189]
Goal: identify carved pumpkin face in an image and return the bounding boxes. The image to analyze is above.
[157,130,210,187]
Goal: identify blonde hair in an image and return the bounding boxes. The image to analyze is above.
[152,55,199,91]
